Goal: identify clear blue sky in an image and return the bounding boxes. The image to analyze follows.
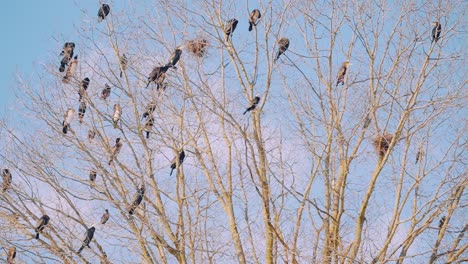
[0,0,96,114]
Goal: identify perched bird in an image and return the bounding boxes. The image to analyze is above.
[113,104,121,128]
[146,65,169,90]
[88,130,96,141]
[415,148,423,164]
[100,209,110,224]
[248,9,262,31]
[439,216,446,230]
[128,186,145,215]
[336,61,350,86]
[166,47,183,69]
[108,138,123,165]
[98,4,110,23]
[363,115,371,129]
[142,102,156,120]
[35,215,50,239]
[77,226,95,254]
[7,246,16,264]
[2,169,12,192]
[119,53,127,78]
[63,55,78,84]
[78,102,87,123]
[275,38,290,62]
[78,78,90,101]
[224,19,238,41]
[101,84,111,100]
[431,22,442,44]
[59,42,75,72]
[144,116,154,139]
[243,96,261,115]
[89,170,97,182]
[62,108,75,134]
[170,150,186,176]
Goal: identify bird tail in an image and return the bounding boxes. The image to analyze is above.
[35,232,40,239]
[120,71,123,78]
[63,125,68,134]
[145,80,151,89]
[170,168,174,176]
[59,63,66,72]
[108,158,112,165]
[249,22,253,32]
[77,246,84,254]
[243,110,248,115]
[129,207,135,215]
[98,17,103,23]
[146,131,150,139]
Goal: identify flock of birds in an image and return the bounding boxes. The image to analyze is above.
[3,3,445,263]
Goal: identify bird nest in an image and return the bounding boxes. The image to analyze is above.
[187,39,208,57]
[373,133,394,159]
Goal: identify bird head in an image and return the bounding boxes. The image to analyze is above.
[116,138,121,143]
[432,21,439,26]
[105,209,108,213]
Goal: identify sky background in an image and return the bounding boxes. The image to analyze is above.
[0,0,97,115]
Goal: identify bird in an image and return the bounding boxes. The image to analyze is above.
[113,104,121,128]
[119,53,127,78]
[336,61,350,86]
[2,169,12,192]
[89,170,97,182]
[35,215,50,239]
[275,38,290,63]
[59,42,75,72]
[146,65,169,90]
[128,186,145,215]
[7,246,16,264]
[363,115,371,129]
[108,138,123,165]
[243,96,260,115]
[431,22,442,44]
[88,130,96,141]
[415,149,423,164]
[224,19,238,41]
[248,9,261,31]
[78,78,90,101]
[142,102,156,120]
[166,47,183,69]
[78,102,86,123]
[77,226,96,254]
[144,116,154,139]
[101,84,111,100]
[100,209,110,224]
[170,150,186,176]
[63,55,78,84]
[62,108,75,134]
[98,4,110,23]
[439,216,446,230]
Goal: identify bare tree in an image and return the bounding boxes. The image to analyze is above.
[1,0,466,263]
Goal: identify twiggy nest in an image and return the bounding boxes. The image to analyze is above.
[373,133,393,159]
[187,39,208,57]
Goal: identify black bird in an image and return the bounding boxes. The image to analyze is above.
[108,138,122,165]
[166,47,183,69]
[336,61,350,86]
[146,65,169,90]
[144,116,154,139]
[35,215,50,239]
[101,209,110,224]
[62,108,75,134]
[63,55,78,84]
[275,38,290,62]
[128,186,145,215]
[248,9,261,31]
[2,169,12,192]
[88,130,96,141]
[142,102,156,120]
[78,102,86,123]
[439,216,446,230]
[431,22,442,44]
[224,19,238,41]
[7,246,16,264]
[79,78,90,101]
[119,53,127,78]
[101,84,111,100]
[77,226,95,254]
[89,170,97,182]
[98,4,110,23]
[243,96,260,115]
[59,42,75,72]
[170,150,185,176]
